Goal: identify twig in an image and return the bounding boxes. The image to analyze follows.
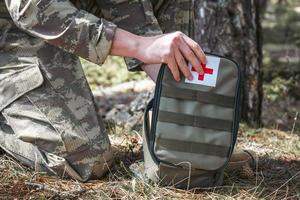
[25,181,86,197]
[291,111,298,134]
[25,181,59,193]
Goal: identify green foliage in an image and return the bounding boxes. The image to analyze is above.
[262,52,300,82]
[263,77,292,102]
[81,56,146,90]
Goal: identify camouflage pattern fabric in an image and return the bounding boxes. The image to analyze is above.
[0,0,195,181]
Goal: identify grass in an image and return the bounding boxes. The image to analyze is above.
[0,123,299,199]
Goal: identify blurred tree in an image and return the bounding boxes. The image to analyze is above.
[193,0,263,126]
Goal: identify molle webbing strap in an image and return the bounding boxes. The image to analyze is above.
[161,86,235,108]
[158,111,232,132]
[157,138,229,157]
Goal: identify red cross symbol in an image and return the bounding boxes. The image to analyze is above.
[191,63,214,81]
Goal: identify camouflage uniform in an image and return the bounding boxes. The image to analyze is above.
[0,0,195,181]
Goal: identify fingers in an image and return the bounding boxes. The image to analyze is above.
[177,37,204,75]
[182,34,207,65]
[174,47,193,80]
[168,54,181,81]
[160,31,207,82]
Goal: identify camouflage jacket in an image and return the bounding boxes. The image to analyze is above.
[3,0,117,65]
[0,0,162,111]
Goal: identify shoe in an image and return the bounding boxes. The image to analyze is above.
[227,149,256,169]
[226,149,257,178]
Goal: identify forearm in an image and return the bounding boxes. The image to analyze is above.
[110,28,159,62]
[110,29,140,59]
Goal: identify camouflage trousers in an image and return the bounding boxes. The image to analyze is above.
[0,0,195,181]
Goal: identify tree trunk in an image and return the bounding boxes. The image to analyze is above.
[193,0,263,126]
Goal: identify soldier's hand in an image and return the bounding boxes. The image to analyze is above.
[137,31,207,81]
[111,29,206,81]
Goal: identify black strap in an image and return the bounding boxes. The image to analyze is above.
[158,138,229,157]
[161,86,235,108]
[158,111,232,132]
[144,99,153,145]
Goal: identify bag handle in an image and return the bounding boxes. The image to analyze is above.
[144,98,153,144]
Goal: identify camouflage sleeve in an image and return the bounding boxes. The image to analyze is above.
[5,0,117,65]
[97,0,163,71]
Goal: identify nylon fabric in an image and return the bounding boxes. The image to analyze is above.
[154,147,228,170]
[158,111,233,131]
[156,138,229,157]
[161,85,235,108]
[156,121,231,147]
[159,97,234,121]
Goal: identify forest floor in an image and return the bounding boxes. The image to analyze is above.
[0,114,299,199]
[0,62,299,199]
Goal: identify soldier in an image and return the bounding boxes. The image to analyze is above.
[0,0,255,182]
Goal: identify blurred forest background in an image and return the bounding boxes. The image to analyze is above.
[0,0,299,199]
[261,0,300,132]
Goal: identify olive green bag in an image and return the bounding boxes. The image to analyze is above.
[143,54,241,189]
